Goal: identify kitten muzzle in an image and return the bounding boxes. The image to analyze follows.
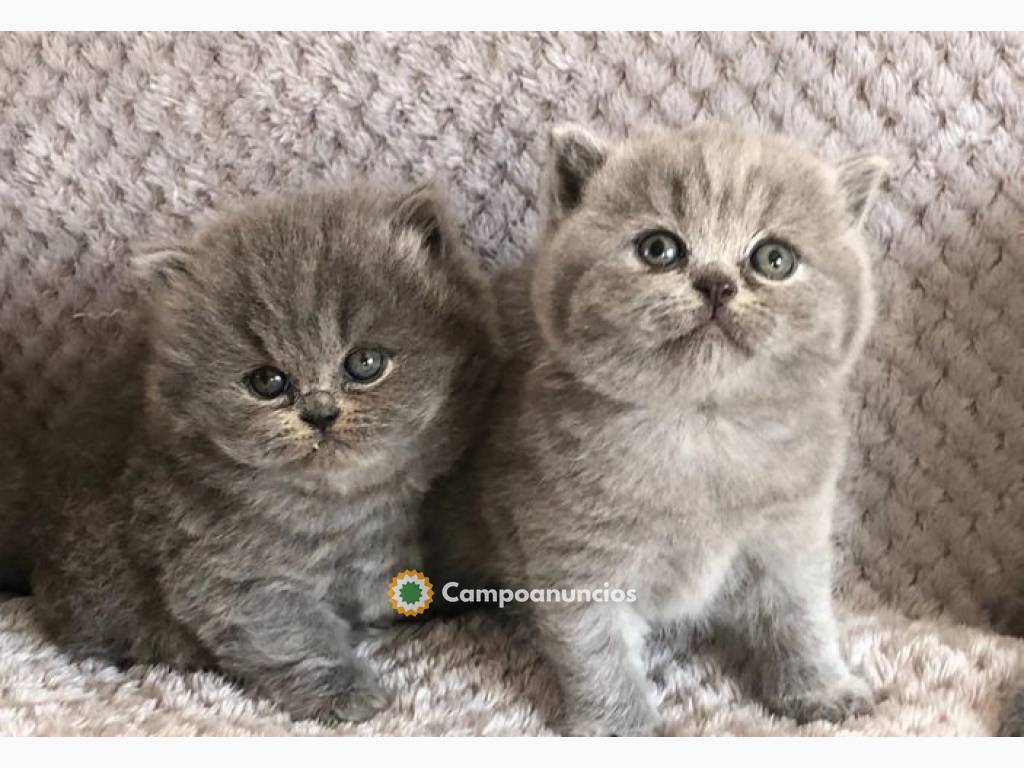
[299,390,341,430]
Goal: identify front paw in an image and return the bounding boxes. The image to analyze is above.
[276,661,393,724]
[767,675,875,724]
[998,689,1024,737]
[562,701,663,736]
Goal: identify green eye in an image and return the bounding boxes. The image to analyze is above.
[750,241,799,280]
[637,231,686,269]
[343,348,389,384]
[248,366,289,399]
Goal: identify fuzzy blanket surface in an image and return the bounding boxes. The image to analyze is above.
[0,31,1022,736]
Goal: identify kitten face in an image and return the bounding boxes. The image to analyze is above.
[532,124,886,403]
[136,185,495,474]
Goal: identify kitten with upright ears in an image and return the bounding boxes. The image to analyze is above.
[0,183,500,723]
[427,123,887,735]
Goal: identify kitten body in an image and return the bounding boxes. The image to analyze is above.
[428,124,886,734]
[0,184,499,722]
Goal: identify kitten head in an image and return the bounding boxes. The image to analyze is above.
[532,123,887,404]
[133,184,498,478]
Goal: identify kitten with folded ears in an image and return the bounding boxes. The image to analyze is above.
[0,183,500,723]
[427,123,887,735]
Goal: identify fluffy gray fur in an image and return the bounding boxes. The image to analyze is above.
[427,123,888,735]
[994,598,1024,736]
[1001,689,1024,737]
[0,184,500,723]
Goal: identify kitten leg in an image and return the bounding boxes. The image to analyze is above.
[999,684,1024,736]
[728,509,874,724]
[163,575,390,724]
[531,600,661,736]
[993,600,1024,736]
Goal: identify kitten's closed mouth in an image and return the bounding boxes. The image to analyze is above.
[708,317,754,355]
[663,316,753,357]
[303,435,351,460]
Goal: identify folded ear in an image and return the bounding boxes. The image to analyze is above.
[544,123,610,226]
[836,155,889,227]
[393,182,456,261]
[130,245,197,288]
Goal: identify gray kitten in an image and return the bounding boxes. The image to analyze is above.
[0,184,499,723]
[427,123,887,735]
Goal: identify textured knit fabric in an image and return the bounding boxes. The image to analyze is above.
[0,31,1022,735]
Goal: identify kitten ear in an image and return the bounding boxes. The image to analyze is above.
[130,245,197,288]
[544,123,610,225]
[393,182,455,260]
[391,183,456,264]
[392,181,496,334]
[836,155,889,227]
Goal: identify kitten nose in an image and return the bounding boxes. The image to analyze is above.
[693,272,738,307]
[300,391,340,430]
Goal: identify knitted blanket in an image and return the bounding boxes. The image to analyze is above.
[0,31,1022,736]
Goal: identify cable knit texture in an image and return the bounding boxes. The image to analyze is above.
[0,31,1022,735]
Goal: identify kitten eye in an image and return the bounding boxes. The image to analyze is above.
[248,366,289,399]
[749,240,799,280]
[637,231,686,269]
[343,348,389,384]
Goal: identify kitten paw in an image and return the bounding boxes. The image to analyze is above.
[768,676,875,724]
[562,704,663,736]
[280,661,393,724]
[322,677,393,724]
[998,689,1024,736]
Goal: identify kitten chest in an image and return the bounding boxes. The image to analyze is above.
[589,403,841,520]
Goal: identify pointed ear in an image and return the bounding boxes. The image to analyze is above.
[130,245,197,288]
[393,182,455,260]
[836,155,889,227]
[544,123,610,225]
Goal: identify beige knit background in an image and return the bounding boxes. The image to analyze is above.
[0,31,1022,736]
